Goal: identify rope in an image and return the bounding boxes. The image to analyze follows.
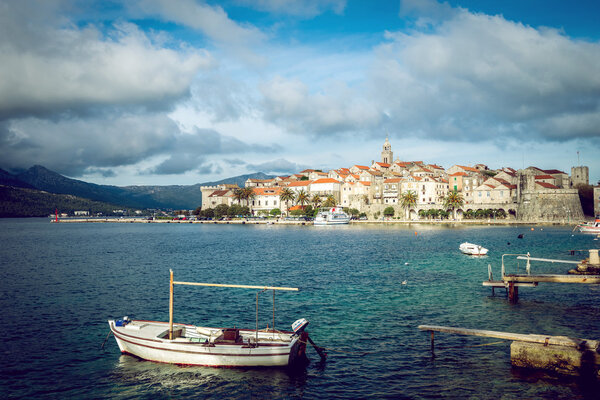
[299,339,370,356]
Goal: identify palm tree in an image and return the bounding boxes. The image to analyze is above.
[279,187,295,216]
[311,194,321,209]
[400,190,417,220]
[296,189,309,208]
[443,190,464,220]
[242,187,255,207]
[323,195,336,208]
[232,188,244,205]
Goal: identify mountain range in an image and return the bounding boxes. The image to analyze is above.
[0,165,274,217]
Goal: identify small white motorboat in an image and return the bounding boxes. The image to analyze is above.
[459,242,488,256]
[108,271,316,367]
[577,219,600,234]
[314,207,350,225]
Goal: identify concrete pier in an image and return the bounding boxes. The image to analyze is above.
[419,325,600,378]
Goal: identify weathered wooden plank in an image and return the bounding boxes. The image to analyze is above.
[516,256,580,265]
[418,325,599,349]
[482,281,537,287]
[172,281,299,291]
[504,274,600,284]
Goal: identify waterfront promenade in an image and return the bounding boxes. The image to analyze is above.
[53,217,576,226]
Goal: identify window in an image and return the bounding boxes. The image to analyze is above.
[478,192,482,197]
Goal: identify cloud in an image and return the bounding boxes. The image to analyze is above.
[0,2,212,120]
[369,7,600,142]
[132,0,267,66]
[0,114,279,177]
[245,158,311,174]
[260,76,381,135]
[236,0,347,17]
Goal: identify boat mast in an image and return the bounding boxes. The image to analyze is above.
[168,270,299,340]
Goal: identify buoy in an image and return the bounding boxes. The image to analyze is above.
[405,262,409,265]
[401,280,407,285]
[531,227,534,231]
[414,231,418,236]
[518,234,524,239]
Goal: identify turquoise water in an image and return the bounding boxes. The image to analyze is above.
[1,219,599,398]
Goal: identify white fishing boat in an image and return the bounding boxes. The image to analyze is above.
[314,207,350,225]
[459,242,488,256]
[577,219,600,234]
[108,271,319,367]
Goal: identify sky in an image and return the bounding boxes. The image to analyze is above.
[1,0,599,186]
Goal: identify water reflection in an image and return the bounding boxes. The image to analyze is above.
[110,355,308,397]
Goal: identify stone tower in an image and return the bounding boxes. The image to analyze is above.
[381,136,393,164]
[571,166,589,187]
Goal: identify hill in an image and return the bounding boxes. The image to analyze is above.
[0,166,275,214]
[0,186,135,218]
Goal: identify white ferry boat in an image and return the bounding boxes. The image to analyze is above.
[314,207,350,225]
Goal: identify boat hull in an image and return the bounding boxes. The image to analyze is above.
[459,242,488,256]
[109,320,304,367]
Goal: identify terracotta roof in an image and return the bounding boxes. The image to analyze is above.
[289,205,305,211]
[536,182,560,189]
[485,184,495,188]
[358,181,371,186]
[374,162,391,168]
[312,178,341,184]
[300,169,317,173]
[353,165,370,170]
[420,167,432,173]
[253,187,282,196]
[288,180,311,187]
[384,178,403,183]
[543,169,566,175]
[367,170,383,176]
[450,172,468,177]
[208,190,230,197]
[535,174,555,180]
[457,165,479,172]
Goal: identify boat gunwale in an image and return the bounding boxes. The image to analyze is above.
[109,320,294,347]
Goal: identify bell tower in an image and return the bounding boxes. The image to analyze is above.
[381,135,393,164]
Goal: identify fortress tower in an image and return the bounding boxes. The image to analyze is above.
[571,166,589,187]
[381,136,393,164]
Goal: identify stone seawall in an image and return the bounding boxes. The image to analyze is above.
[517,189,583,222]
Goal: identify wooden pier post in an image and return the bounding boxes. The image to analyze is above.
[169,269,174,340]
[508,282,518,303]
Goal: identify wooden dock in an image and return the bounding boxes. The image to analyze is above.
[418,325,600,376]
[483,253,600,302]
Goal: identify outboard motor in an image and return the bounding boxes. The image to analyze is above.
[292,318,309,334]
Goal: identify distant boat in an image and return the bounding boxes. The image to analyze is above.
[108,271,312,367]
[460,242,489,256]
[314,207,350,225]
[577,219,600,234]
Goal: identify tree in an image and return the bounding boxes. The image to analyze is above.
[279,188,295,216]
[270,208,281,217]
[383,206,395,217]
[242,187,255,207]
[323,195,336,208]
[296,189,309,208]
[228,204,243,217]
[214,204,229,219]
[311,194,321,209]
[443,190,464,220]
[193,206,202,215]
[400,190,417,219]
[233,188,244,205]
[200,208,214,218]
[348,208,360,218]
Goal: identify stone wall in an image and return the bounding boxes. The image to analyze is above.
[516,189,583,222]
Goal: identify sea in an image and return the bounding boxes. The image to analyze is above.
[1,218,599,399]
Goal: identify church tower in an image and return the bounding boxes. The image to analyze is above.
[381,135,393,164]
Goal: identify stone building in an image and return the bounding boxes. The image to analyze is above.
[381,136,393,164]
[571,166,589,187]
